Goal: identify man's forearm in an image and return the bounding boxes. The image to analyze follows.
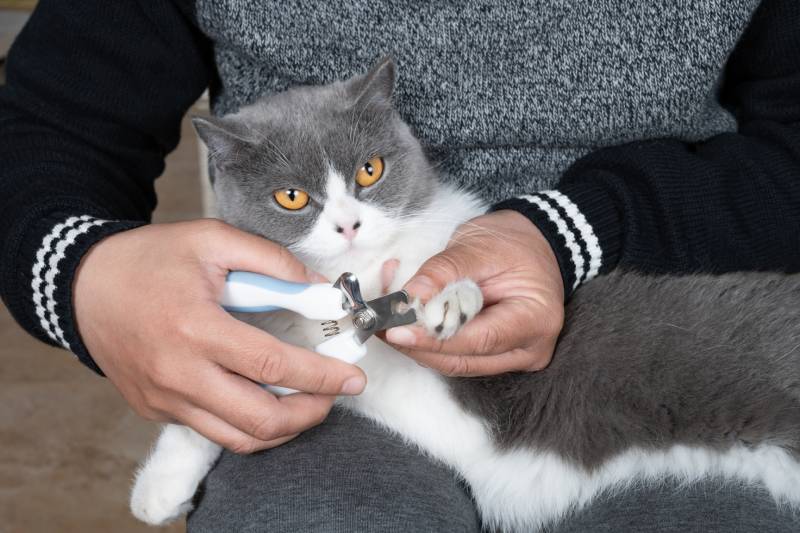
[493,0,800,297]
[0,0,212,372]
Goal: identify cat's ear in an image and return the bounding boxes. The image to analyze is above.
[192,115,253,168]
[348,56,396,106]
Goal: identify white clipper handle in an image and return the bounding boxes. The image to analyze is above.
[221,271,348,320]
[220,272,366,397]
[264,326,367,396]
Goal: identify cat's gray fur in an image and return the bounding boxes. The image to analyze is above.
[198,57,800,480]
[451,271,800,470]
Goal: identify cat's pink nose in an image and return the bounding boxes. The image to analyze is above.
[336,220,361,241]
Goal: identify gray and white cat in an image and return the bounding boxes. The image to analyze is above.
[130,59,800,531]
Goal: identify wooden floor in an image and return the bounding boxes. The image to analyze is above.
[0,58,204,530]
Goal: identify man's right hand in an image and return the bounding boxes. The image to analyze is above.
[73,219,366,453]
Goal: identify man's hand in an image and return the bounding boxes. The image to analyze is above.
[385,210,565,376]
[73,219,366,453]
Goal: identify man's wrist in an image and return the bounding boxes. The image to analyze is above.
[4,207,146,374]
[491,185,621,298]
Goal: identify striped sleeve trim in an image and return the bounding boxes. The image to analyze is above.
[20,213,147,375]
[491,190,606,297]
[31,215,110,349]
[540,191,602,282]
[520,194,587,291]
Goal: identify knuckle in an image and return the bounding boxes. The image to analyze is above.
[524,350,552,371]
[229,436,261,455]
[311,408,328,427]
[250,414,281,442]
[174,315,200,342]
[433,338,446,354]
[148,359,176,389]
[308,400,333,427]
[426,253,463,279]
[441,356,469,377]
[139,392,168,418]
[420,335,445,354]
[527,360,548,372]
[474,324,501,354]
[256,350,286,384]
[305,369,332,394]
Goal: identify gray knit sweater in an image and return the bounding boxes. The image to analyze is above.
[196,0,758,201]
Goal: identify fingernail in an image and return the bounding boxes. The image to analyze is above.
[405,275,436,299]
[386,326,416,346]
[340,376,366,395]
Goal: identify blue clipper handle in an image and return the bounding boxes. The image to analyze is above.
[222,271,308,313]
[221,271,349,320]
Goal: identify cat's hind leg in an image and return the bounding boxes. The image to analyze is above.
[130,424,222,525]
[418,279,483,340]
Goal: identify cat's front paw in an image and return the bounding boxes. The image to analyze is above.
[419,279,483,340]
[130,464,197,526]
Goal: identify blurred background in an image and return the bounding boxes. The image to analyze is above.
[2,4,207,531]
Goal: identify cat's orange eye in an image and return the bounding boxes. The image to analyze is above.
[356,157,384,187]
[274,188,309,210]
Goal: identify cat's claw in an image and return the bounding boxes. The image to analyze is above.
[420,279,483,340]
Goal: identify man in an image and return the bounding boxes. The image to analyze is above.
[1,1,798,530]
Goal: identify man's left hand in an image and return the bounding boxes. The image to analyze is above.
[385,210,565,376]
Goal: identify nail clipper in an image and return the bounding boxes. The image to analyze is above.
[220,271,416,395]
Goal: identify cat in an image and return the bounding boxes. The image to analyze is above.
[130,58,800,531]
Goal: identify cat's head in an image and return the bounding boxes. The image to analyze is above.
[193,58,437,268]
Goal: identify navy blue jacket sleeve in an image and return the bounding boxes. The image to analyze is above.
[0,0,213,372]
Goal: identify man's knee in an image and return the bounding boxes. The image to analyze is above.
[188,408,481,532]
[552,478,800,533]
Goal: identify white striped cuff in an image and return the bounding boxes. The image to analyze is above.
[519,191,603,291]
[31,215,110,350]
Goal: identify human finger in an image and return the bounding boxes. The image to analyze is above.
[175,401,298,454]
[402,248,486,303]
[386,299,553,356]
[182,365,336,443]
[200,308,367,396]
[401,346,553,377]
[196,219,324,283]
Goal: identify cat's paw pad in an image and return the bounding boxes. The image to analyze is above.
[420,279,483,340]
[130,465,196,526]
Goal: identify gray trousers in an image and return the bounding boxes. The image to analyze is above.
[188,408,799,532]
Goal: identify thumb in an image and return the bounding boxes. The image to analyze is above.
[203,220,323,283]
[404,249,476,303]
